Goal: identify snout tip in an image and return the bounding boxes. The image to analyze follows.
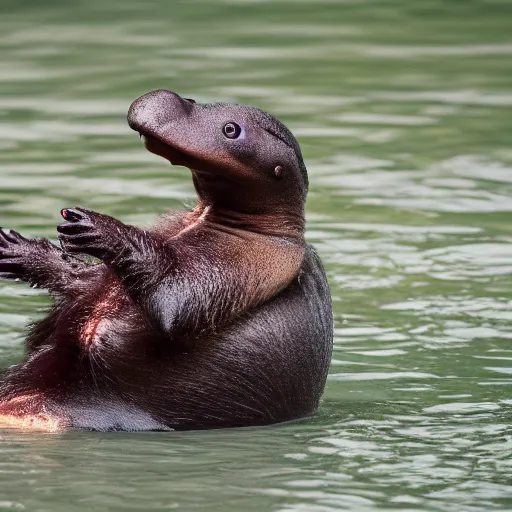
[127,89,194,132]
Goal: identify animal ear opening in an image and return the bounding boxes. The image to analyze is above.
[273,166,283,179]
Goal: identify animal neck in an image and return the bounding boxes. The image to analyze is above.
[188,201,305,240]
[190,172,306,240]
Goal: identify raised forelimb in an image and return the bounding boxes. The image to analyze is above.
[0,228,92,296]
[57,207,167,285]
[57,207,306,338]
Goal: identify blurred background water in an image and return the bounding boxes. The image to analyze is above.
[1,0,512,510]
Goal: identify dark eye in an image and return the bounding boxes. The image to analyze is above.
[222,122,241,139]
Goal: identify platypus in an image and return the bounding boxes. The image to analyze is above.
[0,90,333,432]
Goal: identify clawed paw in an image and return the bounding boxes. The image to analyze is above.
[57,207,118,260]
[0,228,25,246]
[0,228,33,279]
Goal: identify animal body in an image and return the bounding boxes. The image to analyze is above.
[0,90,332,431]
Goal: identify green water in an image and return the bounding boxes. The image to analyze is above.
[1,0,512,510]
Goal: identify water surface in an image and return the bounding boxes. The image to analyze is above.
[0,1,511,510]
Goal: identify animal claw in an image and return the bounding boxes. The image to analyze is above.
[61,208,86,222]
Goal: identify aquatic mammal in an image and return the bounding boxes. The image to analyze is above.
[0,89,333,431]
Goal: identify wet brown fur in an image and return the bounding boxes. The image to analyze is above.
[0,90,332,431]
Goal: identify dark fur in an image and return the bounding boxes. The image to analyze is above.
[0,90,333,431]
